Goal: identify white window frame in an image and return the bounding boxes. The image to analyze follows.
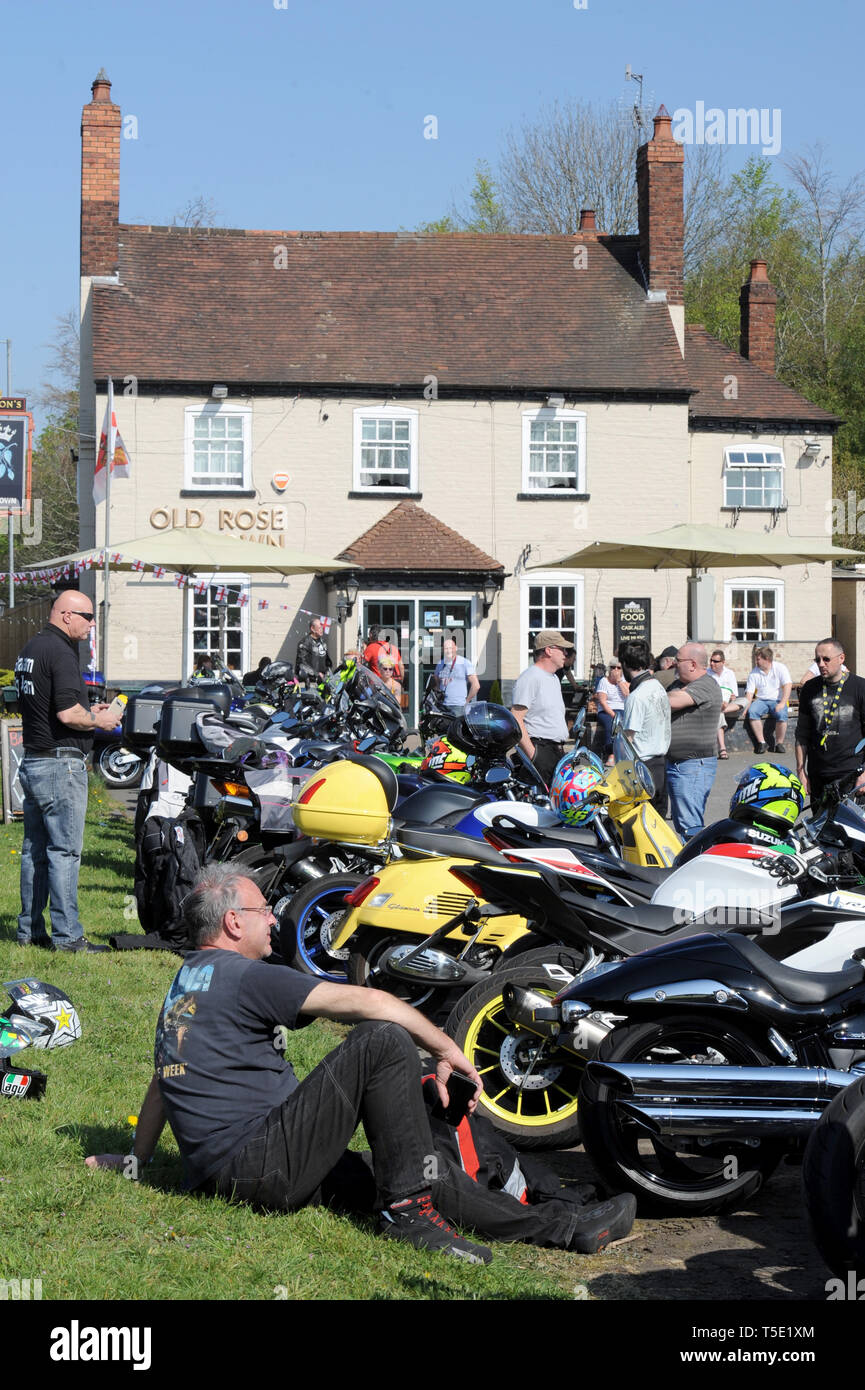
[521,408,586,493]
[185,573,250,677]
[520,569,584,674]
[352,405,419,493]
[724,577,785,643]
[723,445,785,509]
[184,403,252,491]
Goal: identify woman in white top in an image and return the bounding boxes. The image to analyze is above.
[596,661,630,765]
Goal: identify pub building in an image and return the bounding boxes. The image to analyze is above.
[77,74,839,715]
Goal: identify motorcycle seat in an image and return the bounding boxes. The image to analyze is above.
[396,826,507,865]
[726,931,865,1003]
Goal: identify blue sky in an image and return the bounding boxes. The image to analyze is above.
[1,0,860,428]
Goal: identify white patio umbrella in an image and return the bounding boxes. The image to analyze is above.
[26,528,356,678]
[537,524,860,642]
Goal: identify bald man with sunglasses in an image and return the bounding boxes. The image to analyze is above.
[14,591,119,952]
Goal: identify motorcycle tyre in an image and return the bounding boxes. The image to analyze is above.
[579,1016,784,1215]
[802,1072,865,1278]
[445,948,589,1152]
[96,743,145,789]
[284,873,366,982]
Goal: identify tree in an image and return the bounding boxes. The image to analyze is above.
[171,194,220,228]
[417,161,510,234]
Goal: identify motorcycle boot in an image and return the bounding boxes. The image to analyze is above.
[568,1193,637,1254]
[379,1192,493,1264]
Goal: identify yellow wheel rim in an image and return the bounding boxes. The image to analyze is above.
[462,985,583,1129]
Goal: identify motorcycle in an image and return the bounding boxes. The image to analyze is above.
[437,777,865,1151]
[93,725,146,789]
[802,1072,865,1279]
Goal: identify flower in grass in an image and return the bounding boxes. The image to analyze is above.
[127,1115,138,1128]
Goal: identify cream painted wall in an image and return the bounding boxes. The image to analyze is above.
[79,390,836,685]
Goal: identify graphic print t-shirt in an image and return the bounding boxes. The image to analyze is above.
[154,950,317,1187]
[795,674,865,784]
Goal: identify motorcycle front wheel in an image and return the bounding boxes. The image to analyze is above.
[283,873,366,983]
[802,1072,865,1278]
[96,743,145,789]
[579,1016,784,1215]
[444,948,589,1151]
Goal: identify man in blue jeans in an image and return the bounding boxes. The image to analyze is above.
[666,642,723,840]
[15,591,119,952]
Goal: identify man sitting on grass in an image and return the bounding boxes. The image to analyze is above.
[86,864,634,1262]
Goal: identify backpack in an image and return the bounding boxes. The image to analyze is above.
[129,808,206,947]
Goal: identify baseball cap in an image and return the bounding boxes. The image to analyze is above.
[534,629,570,652]
[657,645,678,661]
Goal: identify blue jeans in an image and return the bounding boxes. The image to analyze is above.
[17,756,89,948]
[666,757,717,841]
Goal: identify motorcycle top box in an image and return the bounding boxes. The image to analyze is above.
[157,688,234,758]
[123,694,167,749]
[291,754,397,846]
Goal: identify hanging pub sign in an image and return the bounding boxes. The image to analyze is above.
[614,597,651,650]
[0,410,33,514]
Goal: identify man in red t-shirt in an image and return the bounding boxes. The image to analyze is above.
[363,626,404,684]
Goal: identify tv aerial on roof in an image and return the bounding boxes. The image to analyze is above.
[624,65,645,138]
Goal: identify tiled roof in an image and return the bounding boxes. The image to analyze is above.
[91,226,692,393]
[338,502,503,571]
[686,325,839,426]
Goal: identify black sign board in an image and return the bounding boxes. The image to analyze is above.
[614,597,651,650]
[0,398,26,412]
[0,411,32,512]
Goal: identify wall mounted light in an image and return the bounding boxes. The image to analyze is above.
[211,384,228,400]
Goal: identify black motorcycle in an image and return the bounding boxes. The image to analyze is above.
[802,1071,865,1279]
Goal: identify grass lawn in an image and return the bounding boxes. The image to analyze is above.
[0,783,598,1301]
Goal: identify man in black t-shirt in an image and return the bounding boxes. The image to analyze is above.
[85,865,636,1262]
[14,592,119,952]
[796,638,865,808]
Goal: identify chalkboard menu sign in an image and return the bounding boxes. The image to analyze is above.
[614,598,651,650]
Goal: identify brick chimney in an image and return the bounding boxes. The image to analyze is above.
[80,69,121,278]
[636,106,684,307]
[578,208,597,233]
[739,260,777,374]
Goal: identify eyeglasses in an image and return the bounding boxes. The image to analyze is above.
[67,610,95,622]
[710,657,723,663]
[816,656,836,664]
[231,903,274,917]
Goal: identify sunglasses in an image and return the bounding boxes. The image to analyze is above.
[69,610,95,621]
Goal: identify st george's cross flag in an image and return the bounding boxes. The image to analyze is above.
[93,379,131,504]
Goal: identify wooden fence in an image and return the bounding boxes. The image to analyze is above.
[0,596,53,672]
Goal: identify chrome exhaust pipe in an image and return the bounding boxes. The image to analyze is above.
[383,944,487,986]
[618,1101,827,1139]
[588,1062,852,1099]
[502,984,610,1054]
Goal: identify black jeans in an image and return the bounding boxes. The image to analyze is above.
[201,1021,435,1211]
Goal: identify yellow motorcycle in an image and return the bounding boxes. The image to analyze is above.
[325,745,682,1009]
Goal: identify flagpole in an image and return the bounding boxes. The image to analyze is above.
[102,379,114,681]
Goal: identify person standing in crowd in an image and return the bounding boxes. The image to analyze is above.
[14,591,120,952]
[363,626,404,685]
[619,640,671,815]
[296,616,332,684]
[740,645,792,753]
[665,643,723,840]
[511,631,572,787]
[708,649,740,760]
[435,636,480,711]
[796,638,865,809]
[653,646,680,690]
[595,660,630,766]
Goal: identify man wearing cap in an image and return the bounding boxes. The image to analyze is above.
[654,646,680,690]
[14,591,120,952]
[511,631,572,787]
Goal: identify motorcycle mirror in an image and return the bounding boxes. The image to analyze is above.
[484,766,510,786]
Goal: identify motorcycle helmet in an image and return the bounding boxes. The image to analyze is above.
[420,736,473,783]
[454,702,521,757]
[729,761,805,836]
[1,979,81,1052]
[550,750,606,825]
